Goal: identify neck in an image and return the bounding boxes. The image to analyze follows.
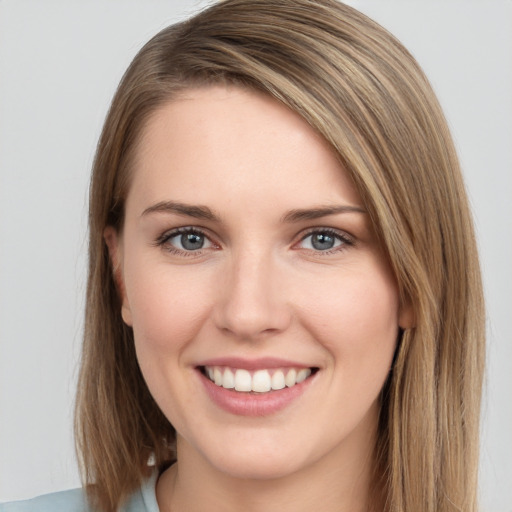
[156,412,383,512]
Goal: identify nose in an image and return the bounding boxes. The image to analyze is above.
[213,249,292,340]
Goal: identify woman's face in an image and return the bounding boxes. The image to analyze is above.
[109,86,409,480]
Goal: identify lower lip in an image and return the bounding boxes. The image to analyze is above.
[198,370,315,417]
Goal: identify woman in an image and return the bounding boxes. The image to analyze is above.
[1,0,485,511]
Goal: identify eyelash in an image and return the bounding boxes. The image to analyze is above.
[154,227,214,257]
[296,228,354,255]
[154,226,354,257]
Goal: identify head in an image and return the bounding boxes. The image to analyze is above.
[75,1,485,511]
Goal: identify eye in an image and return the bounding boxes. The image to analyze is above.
[156,227,215,254]
[297,229,352,252]
[170,231,211,251]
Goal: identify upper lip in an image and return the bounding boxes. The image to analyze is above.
[195,357,316,371]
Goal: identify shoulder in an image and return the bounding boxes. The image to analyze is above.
[0,470,160,512]
[0,488,89,512]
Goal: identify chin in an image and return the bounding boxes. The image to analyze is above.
[211,453,305,481]
[190,431,319,481]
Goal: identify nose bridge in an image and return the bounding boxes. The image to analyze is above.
[215,244,290,339]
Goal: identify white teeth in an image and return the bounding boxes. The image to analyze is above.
[271,370,286,390]
[252,370,272,392]
[204,366,313,393]
[222,368,235,389]
[296,368,311,383]
[214,367,223,386]
[234,369,252,392]
[285,368,297,387]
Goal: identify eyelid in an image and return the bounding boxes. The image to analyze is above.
[154,226,220,256]
[294,227,355,253]
[153,225,354,257]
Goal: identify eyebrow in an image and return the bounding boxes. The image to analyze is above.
[141,200,366,223]
[141,201,220,221]
[282,205,366,222]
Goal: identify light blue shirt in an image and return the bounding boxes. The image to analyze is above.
[0,471,159,512]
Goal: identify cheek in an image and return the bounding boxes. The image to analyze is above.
[123,256,214,356]
[299,264,400,370]
[124,262,215,421]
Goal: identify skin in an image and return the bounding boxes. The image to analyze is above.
[105,86,412,512]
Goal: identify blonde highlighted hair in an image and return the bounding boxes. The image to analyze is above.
[75,1,485,510]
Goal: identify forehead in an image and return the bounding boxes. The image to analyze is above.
[126,85,362,214]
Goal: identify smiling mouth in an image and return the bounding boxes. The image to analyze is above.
[200,366,318,393]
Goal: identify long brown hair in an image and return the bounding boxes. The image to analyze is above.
[75,1,485,510]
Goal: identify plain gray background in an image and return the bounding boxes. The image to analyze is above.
[0,1,511,510]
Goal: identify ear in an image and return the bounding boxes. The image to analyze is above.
[398,300,415,330]
[104,226,133,326]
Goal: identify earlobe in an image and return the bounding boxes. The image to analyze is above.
[120,302,133,327]
[103,226,133,326]
[398,302,415,330]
